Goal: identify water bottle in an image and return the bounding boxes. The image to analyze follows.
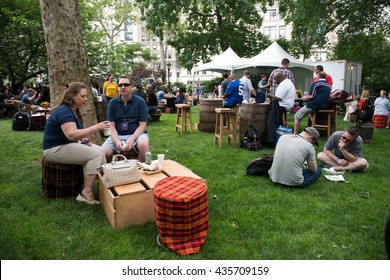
[145,151,152,165]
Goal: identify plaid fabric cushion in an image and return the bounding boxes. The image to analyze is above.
[372,115,388,128]
[41,157,84,199]
[154,176,208,256]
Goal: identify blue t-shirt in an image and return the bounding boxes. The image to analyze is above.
[306,80,331,111]
[43,105,83,150]
[157,91,165,101]
[224,79,242,107]
[21,93,32,104]
[107,94,148,135]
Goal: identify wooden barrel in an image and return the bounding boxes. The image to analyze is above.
[199,99,224,132]
[239,103,269,143]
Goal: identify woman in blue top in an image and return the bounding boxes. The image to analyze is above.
[43,82,110,205]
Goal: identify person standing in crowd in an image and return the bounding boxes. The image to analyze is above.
[267,58,295,94]
[223,74,242,108]
[372,90,390,128]
[220,72,230,97]
[43,82,109,205]
[268,127,322,188]
[293,71,331,134]
[312,65,333,88]
[256,73,268,104]
[317,126,368,172]
[102,75,149,162]
[239,70,256,103]
[103,73,119,102]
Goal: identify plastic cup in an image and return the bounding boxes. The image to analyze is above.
[157,154,165,166]
[103,128,110,136]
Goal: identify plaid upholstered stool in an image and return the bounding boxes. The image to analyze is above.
[153,176,208,255]
[41,157,84,199]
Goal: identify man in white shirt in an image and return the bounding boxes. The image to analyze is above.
[239,70,256,103]
[267,72,296,111]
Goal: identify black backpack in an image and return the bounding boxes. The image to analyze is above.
[12,111,31,131]
[358,99,374,122]
[246,154,274,176]
[241,125,262,151]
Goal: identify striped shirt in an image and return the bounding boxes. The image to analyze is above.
[268,67,295,94]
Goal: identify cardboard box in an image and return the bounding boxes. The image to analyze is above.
[98,160,202,228]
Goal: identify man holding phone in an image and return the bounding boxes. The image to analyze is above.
[317,126,368,172]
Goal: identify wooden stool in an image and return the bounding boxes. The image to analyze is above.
[175,104,192,133]
[310,109,337,138]
[153,176,208,256]
[214,108,237,148]
[41,157,84,199]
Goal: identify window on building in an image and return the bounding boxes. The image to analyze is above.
[279,26,286,38]
[176,72,180,78]
[263,26,277,39]
[265,9,278,21]
[141,36,145,41]
[125,34,133,41]
[168,53,172,59]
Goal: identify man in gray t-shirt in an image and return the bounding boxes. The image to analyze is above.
[268,127,322,188]
[317,126,368,172]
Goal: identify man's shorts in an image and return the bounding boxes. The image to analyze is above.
[103,133,149,154]
[294,105,315,120]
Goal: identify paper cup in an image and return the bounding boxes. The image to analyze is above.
[103,128,110,136]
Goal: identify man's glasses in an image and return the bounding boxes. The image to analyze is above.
[341,135,352,143]
[118,83,131,87]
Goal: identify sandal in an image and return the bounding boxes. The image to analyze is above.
[76,194,100,205]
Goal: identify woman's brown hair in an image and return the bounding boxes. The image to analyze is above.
[56,82,86,122]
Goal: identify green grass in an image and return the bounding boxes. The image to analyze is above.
[0,107,389,260]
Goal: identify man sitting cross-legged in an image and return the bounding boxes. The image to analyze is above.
[317,126,368,172]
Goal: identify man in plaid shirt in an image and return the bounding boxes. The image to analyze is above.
[267,58,295,94]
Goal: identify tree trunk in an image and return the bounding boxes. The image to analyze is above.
[39,0,101,144]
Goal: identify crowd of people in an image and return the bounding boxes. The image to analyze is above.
[3,61,387,204]
[0,83,50,117]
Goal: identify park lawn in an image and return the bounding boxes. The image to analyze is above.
[0,106,389,260]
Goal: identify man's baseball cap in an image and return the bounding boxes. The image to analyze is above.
[304,127,320,146]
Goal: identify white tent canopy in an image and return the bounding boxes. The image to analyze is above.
[234,42,314,91]
[192,47,243,73]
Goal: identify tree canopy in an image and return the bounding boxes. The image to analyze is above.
[0,0,46,94]
[137,0,270,70]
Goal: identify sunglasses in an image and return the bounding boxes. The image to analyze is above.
[341,135,352,143]
[118,83,131,87]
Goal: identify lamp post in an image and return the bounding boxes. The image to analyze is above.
[167,62,171,94]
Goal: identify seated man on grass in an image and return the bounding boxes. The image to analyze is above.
[317,126,368,172]
[268,127,322,188]
[293,71,331,134]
